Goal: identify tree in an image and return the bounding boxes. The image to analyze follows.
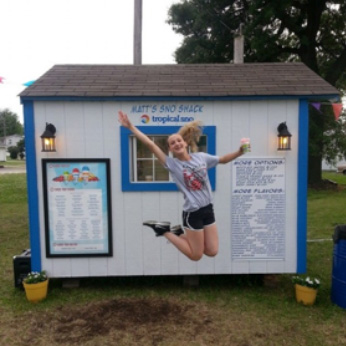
[168,0,346,185]
[168,0,249,63]
[0,109,23,137]
[17,138,25,159]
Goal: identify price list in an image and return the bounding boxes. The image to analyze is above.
[231,159,286,260]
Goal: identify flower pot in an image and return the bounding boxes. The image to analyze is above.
[295,284,317,306]
[23,279,49,303]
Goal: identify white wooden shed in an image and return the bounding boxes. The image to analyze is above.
[20,63,339,278]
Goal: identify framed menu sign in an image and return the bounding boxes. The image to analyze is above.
[42,159,112,257]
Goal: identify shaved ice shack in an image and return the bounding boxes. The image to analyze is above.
[19,63,339,279]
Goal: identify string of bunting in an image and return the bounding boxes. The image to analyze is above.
[0,76,36,87]
[310,102,343,121]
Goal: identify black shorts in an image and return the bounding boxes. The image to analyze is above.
[182,204,215,231]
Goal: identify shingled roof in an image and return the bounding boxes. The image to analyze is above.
[19,63,339,99]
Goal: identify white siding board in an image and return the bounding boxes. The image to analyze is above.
[89,258,108,276]
[83,103,110,276]
[284,101,299,272]
[124,193,143,275]
[213,102,232,273]
[64,103,86,158]
[71,259,90,277]
[51,258,72,277]
[179,255,198,275]
[268,101,284,155]
[142,193,162,275]
[232,261,250,274]
[83,103,104,157]
[197,257,215,274]
[159,192,180,274]
[266,260,285,273]
[103,103,125,276]
[249,101,269,155]
[249,260,268,274]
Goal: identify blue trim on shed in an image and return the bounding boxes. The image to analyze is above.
[23,101,41,271]
[120,126,216,192]
[296,99,309,273]
[20,93,340,104]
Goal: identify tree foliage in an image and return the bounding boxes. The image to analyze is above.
[0,109,23,137]
[168,0,346,184]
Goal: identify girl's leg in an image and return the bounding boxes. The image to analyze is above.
[203,223,219,257]
[164,229,204,261]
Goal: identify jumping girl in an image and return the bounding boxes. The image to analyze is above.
[118,110,244,261]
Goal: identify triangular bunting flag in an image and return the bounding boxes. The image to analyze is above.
[311,102,321,112]
[23,80,36,87]
[332,103,343,121]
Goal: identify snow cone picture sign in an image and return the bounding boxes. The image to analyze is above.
[42,159,112,257]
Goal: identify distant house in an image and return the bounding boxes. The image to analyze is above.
[1,134,23,148]
[322,159,346,171]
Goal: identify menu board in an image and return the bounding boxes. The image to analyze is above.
[231,158,285,260]
[42,159,112,257]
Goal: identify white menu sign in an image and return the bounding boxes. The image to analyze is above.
[43,159,112,257]
[231,158,286,260]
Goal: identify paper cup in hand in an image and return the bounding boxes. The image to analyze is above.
[241,138,251,152]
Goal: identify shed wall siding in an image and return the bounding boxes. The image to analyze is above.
[34,100,299,277]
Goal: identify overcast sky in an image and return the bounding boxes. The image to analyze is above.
[0,0,182,122]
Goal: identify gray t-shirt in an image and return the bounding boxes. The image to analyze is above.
[164,152,219,212]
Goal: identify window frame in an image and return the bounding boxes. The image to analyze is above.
[120,126,216,192]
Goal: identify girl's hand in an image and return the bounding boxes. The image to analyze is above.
[118,111,132,128]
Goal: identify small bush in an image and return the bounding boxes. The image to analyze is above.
[7,146,19,159]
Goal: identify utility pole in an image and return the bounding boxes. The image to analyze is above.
[134,0,142,65]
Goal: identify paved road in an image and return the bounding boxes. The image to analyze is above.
[0,166,26,174]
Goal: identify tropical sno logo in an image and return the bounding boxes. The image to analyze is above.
[141,114,150,124]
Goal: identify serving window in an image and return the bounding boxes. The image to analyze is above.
[121,126,216,191]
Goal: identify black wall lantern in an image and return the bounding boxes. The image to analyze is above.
[41,123,56,152]
[277,122,292,151]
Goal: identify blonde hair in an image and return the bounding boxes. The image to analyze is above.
[178,120,203,153]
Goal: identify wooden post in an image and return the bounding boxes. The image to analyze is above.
[134,0,142,65]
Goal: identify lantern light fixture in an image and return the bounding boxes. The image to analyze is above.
[41,123,56,152]
[277,122,292,151]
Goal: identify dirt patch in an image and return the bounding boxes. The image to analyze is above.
[2,296,344,346]
[14,297,216,345]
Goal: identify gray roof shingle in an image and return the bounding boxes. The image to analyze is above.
[19,63,340,99]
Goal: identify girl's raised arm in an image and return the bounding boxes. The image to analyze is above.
[118,111,167,165]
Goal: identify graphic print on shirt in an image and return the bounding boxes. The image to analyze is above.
[183,165,207,191]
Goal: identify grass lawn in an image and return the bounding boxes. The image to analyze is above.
[0,158,26,168]
[0,173,346,345]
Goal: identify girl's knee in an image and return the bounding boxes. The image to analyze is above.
[190,252,203,261]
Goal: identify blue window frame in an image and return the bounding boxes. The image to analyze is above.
[120,126,216,191]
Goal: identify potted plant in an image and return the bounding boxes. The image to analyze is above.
[292,275,321,306]
[23,271,49,303]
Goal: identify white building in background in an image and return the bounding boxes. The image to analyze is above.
[0,134,23,148]
[322,159,346,171]
[0,145,6,161]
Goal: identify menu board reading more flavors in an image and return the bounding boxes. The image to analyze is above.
[42,159,112,257]
[231,158,286,260]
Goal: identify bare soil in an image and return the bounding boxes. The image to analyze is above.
[1,296,345,346]
[0,297,282,346]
